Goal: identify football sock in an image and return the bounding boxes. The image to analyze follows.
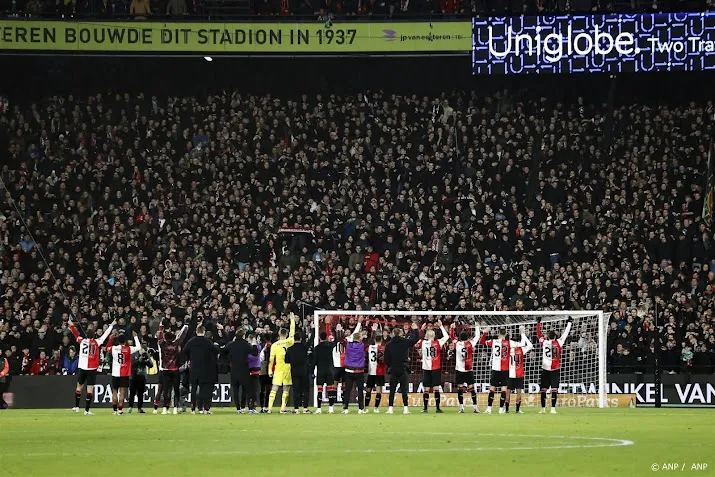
[85,393,93,412]
[540,390,547,408]
[281,390,289,409]
[267,391,277,411]
[434,391,441,410]
[328,387,336,406]
[375,393,382,408]
[153,400,159,411]
[457,387,464,405]
[499,391,506,408]
[259,390,266,409]
[470,389,478,406]
[505,401,510,412]
[551,391,558,408]
[112,401,117,412]
[365,390,372,408]
[487,390,495,407]
[516,400,521,412]
[423,392,429,410]
[317,386,324,409]
[74,391,81,408]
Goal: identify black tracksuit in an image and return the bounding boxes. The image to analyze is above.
[384,329,420,407]
[223,338,259,410]
[285,341,310,409]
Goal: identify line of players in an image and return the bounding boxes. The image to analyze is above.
[67,312,572,415]
[311,315,573,415]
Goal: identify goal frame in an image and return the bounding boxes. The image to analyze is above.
[313,310,607,409]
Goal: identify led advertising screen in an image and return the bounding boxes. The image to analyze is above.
[473,13,715,74]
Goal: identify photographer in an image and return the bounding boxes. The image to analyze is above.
[128,343,154,414]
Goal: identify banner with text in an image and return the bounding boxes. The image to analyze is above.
[0,21,471,53]
[473,13,715,74]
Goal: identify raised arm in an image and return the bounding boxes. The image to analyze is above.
[130,332,142,353]
[536,318,544,343]
[174,324,189,344]
[558,319,573,346]
[97,320,116,346]
[406,323,420,346]
[522,334,534,354]
[285,313,296,347]
[479,326,491,346]
[470,324,481,346]
[68,320,80,340]
[158,318,166,344]
[351,318,362,336]
[437,321,449,347]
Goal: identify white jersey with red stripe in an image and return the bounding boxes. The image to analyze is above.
[330,321,361,368]
[367,343,386,376]
[452,326,480,372]
[416,326,449,371]
[509,336,533,378]
[71,323,114,371]
[536,321,572,371]
[480,333,527,371]
[110,336,141,377]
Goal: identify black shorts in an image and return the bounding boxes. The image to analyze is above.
[111,376,130,389]
[455,371,475,386]
[77,369,97,386]
[316,369,335,387]
[259,374,272,387]
[540,369,560,390]
[509,377,525,390]
[422,369,442,388]
[334,368,345,382]
[490,370,509,388]
[366,374,385,388]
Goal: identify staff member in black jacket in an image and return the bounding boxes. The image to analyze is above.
[285,331,310,414]
[312,331,337,414]
[384,321,420,415]
[183,324,220,415]
[223,328,259,414]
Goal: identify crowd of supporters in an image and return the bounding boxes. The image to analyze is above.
[2,0,714,17]
[0,83,714,380]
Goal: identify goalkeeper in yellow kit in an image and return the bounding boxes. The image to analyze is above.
[267,313,296,413]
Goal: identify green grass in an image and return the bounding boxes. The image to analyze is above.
[0,407,712,476]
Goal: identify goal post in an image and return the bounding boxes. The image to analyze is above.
[313,310,608,409]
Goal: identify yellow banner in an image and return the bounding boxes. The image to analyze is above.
[0,21,471,53]
[389,393,636,408]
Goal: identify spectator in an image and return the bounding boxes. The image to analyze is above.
[63,347,79,375]
[130,0,152,18]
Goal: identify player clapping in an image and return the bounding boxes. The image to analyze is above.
[450,323,480,414]
[537,317,572,414]
[479,326,527,414]
[416,320,449,413]
[69,318,115,415]
[109,332,142,415]
[365,322,386,413]
[506,325,533,414]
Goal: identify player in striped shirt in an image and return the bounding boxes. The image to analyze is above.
[536,316,572,414]
[109,332,142,415]
[450,323,480,414]
[416,320,449,413]
[479,326,527,414]
[505,326,532,414]
[69,318,115,415]
[365,322,386,413]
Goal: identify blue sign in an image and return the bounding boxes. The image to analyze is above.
[473,13,715,74]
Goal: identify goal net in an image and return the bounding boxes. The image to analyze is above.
[313,311,607,409]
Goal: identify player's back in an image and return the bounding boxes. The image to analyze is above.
[314,341,335,372]
[111,345,133,377]
[271,337,293,368]
[78,338,101,370]
[159,341,181,371]
[367,343,385,375]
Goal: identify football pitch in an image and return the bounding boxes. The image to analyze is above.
[0,408,711,477]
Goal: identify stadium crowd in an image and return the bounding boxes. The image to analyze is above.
[0,86,714,383]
